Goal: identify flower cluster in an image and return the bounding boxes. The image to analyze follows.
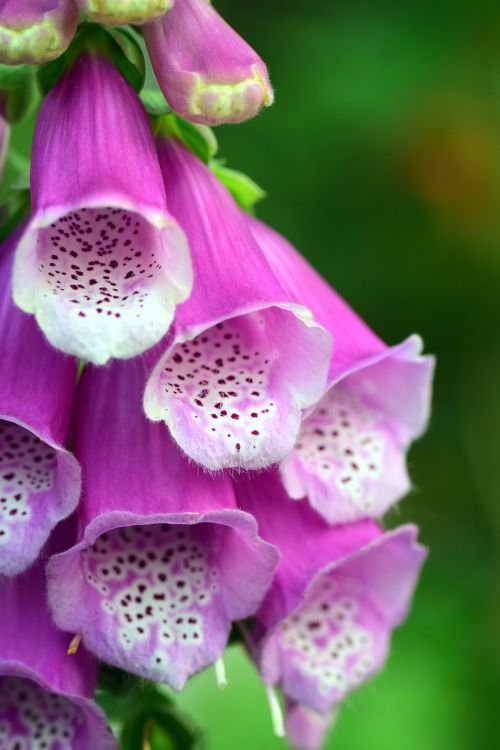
[0,4,434,749]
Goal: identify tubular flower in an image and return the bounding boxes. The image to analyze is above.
[144,138,332,471]
[76,0,173,26]
[0,537,117,750]
[0,1,79,65]
[47,357,279,691]
[0,231,81,577]
[234,470,426,715]
[249,217,435,524]
[143,0,273,125]
[285,701,335,750]
[12,53,192,365]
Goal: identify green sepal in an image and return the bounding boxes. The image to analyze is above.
[0,64,39,123]
[211,162,266,214]
[120,693,205,750]
[37,23,146,96]
[156,113,218,165]
[140,88,171,117]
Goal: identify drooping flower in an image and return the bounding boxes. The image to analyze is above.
[12,52,192,365]
[285,701,335,750]
[144,0,273,125]
[0,1,79,65]
[0,533,117,749]
[143,137,332,470]
[76,0,173,25]
[47,357,279,691]
[0,230,81,576]
[234,469,426,716]
[249,217,435,524]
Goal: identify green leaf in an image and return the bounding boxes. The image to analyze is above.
[140,89,171,117]
[210,163,266,214]
[0,190,30,243]
[0,64,39,123]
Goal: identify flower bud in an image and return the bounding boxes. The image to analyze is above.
[0,1,79,65]
[144,0,273,125]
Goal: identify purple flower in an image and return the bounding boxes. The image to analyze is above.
[144,0,273,125]
[234,469,426,715]
[76,0,173,25]
[143,138,332,470]
[0,231,81,576]
[249,217,435,524]
[0,1,79,65]
[47,357,279,690]
[285,701,335,750]
[12,53,192,365]
[0,534,116,749]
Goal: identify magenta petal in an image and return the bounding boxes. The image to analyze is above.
[234,470,426,714]
[144,139,331,470]
[0,535,116,749]
[0,0,78,64]
[0,232,80,576]
[47,357,278,690]
[285,701,335,750]
[13,53,191,365]
[144,0,273,125]
[249,217,435,523]
[75,0,173,25]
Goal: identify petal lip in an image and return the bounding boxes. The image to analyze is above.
[77,0,174,25]
[0,661,117,750]
[47,509,279,690]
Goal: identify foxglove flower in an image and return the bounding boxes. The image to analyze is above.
[144,0,274,125]
[234,470,426,715]
[0,1,79,65]
[13,52,192,365]
[144,138,332,470]
[285,701,334,750]
[0,536,117,749]
[0,231,80,576]
[76,0,173,25]
[249,217,435,524]
[47,357,279,690]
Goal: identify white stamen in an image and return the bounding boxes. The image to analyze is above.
[215,656,228,689]
[266,685,285,737]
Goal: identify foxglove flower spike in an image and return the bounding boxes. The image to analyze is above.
[47,357,279,690]
[249,217,435,524]
[76,0,173,25]
[144,0,273,125]
[234,470,426,715]
[13,53,192,365]
[0,230,81,576]
[144,138,332,470]
[0,1,79,65]
[0,533,116,749]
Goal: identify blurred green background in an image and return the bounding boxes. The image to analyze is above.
[5,0,500,747]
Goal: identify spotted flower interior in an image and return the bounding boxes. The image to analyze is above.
[281,374,410,524]
[75,523,241,689]
[0,677,86,750]
[147,306,328,470]
[24,206,184,364]
[0,421,73,576]
[267,570,387,714]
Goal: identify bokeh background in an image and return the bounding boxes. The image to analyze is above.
[5,1,500,748]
